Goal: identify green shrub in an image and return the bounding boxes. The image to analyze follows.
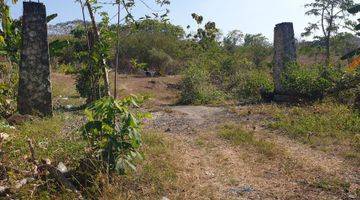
[281,64,334,100]
[180,64,224,104]
[82,96,149,174]
[148,48,181,75]
[75,65,106,103]
[229,68,274,102]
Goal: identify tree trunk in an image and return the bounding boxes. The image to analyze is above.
[85,0,111,98]
[325,35,330,67]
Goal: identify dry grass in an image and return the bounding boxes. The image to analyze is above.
[218,123,281,158]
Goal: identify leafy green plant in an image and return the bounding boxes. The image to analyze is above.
[281,64,335,100]
[82,95,150,174]
[180,64,224,104]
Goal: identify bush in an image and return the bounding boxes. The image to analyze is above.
[75,66,106,103]
[147,48,181,75]
[228,68,273,102]
[179,54,274,104]
[180,64,224,104]
[82,96,149,174]
[281,64,335,100]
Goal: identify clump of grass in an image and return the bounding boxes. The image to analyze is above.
[218,123,279,158]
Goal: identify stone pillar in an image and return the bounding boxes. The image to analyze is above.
[273,22,297,95]
[18,2,52,116]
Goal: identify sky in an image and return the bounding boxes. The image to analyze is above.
[9,0,325,41]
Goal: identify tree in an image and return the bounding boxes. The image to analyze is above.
[73,0,170,102]
[302,0,355,66]
[240,33,271,67]
[223,30,244,53]
[341,4,360,61]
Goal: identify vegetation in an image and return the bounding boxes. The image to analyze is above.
[302,0,355,66]
[0,0,359,199]
[218,123,279,158]
[82,96,149,175]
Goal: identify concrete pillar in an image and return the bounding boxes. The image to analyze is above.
[18,2,52,116]
[273,22,297,95]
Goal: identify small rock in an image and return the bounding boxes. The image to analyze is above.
[57,162,68,173]
[161,197,170,200]
[165,128,171,132]
[228,185,254,196]
[0,132,9,141]
[65,105,74,109]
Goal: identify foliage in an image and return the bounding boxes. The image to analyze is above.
[75,12,113,102]
[237,33,272,67]
[341,4,360,60]
[117,19,186,74]
[189,13,220,50]
[82,96,149,174]
[180,64,224,105]
[0,2,21,63]
[302,0,355,65]
[331,68,360,107]
[281,64,337,100]
[0,83,15,117]
[229,68,274,102]
[223,30,244,53]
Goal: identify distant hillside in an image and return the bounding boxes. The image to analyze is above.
[48,20,85,35]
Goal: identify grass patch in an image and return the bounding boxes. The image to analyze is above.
[2,112,86,170]
[269,103,360,140]
[102,132,182,199]
[312,177,351,194]
[218,123,279,158]
[264,102,360,163]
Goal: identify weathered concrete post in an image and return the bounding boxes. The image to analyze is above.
[273,22,297,96]
[18,2,52,116]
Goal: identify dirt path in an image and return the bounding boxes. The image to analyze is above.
[109,74,359,199]
[146,105,358,199]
